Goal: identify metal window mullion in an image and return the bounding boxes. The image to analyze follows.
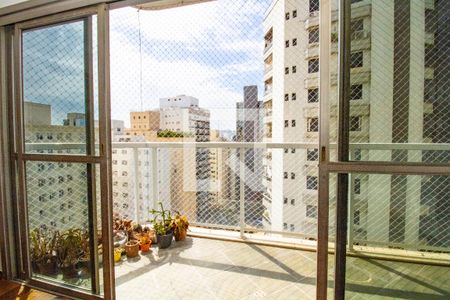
[0,25,14,279]
[97,4,115,299]
[327,161,450,176]
[84,15,100,295]
[20,153,102,163]
[13,23,30,280]
[317,0,331,299]
[334,0,352,299]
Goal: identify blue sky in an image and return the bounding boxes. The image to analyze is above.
[22,0,272,130]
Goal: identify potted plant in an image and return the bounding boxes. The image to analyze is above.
[113,213,134,240]
[57,228,83,279]
[171,212,189,241]
[124,239,139,258]
[150,202,174,249]
[139,235,151,253]
[30,228,58,276]
[78,230,91,272]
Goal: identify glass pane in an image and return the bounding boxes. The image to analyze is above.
[347,0,450,163]
[22,18,98,155]
[345,174,450,299]
[109,1,331,298]
[26,161,102,293]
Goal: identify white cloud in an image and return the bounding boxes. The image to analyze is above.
[109,0,271,130]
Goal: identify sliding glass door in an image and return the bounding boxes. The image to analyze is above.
[9,5,114,299]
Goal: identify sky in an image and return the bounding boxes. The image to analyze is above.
[22,0,272,131]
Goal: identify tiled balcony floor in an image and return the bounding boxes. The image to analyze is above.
[114,237,450,300]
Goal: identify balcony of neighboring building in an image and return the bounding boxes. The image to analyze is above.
[264,79,273,102]
[263,27,273,59]
[264,54,273,81]
[305,1,371,30]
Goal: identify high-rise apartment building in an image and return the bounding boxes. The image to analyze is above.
[262,0,445,247]
[235,86,265,226]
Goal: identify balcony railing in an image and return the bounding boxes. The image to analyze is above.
[25,141,450,258]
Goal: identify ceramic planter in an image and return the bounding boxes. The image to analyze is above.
[37,258,57,276]
[140,242,151,252]
[125,240,139,258]
[157,232,173,249]
[114,249,122,262]
[60,264,78,280]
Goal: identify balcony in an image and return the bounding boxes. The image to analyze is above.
[114,235,449,299]
[263,42,273,59]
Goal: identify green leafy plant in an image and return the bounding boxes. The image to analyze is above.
[30,228,58,264]
[171,212,189,233]
[149,202,173,236]
[57,228,83,268]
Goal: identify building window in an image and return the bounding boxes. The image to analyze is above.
[291,172,295,179]
[291,120,296,127]
[285,12,290,20]
[285,40,289,48]
[307,148,319,161]
[283,223,288,230]
[307,118,319,132]
[350,84,363,100]
[354,210,361,225]
[354,178,361,195]
[285,94,289,101]
[285,67,289,74]
[292,66,296,73]
[351,19,364,39]
[308,59,319,73]
[292,38,297,46]
[284,120,289,128]
[284,197,288,204]
[306,176,318,190]
[290,224,295,231]
[291,93,296,100]
[38,179,45,187]
[350,52,363,68]
[293,10,297,18]
[291,148,296,154]
[309,0,319,13]
[291,199,295,205]
[308,88,319,103]
[284,172,288,179]
[354,149,362,161]
[309,28,319,44]
[284,148,289,154]
[306,205,318,218]
[350,116,362,131]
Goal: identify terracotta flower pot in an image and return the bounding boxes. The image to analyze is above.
[140,241,151,252]
[125,240,139,258]
[174,229,187,241]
